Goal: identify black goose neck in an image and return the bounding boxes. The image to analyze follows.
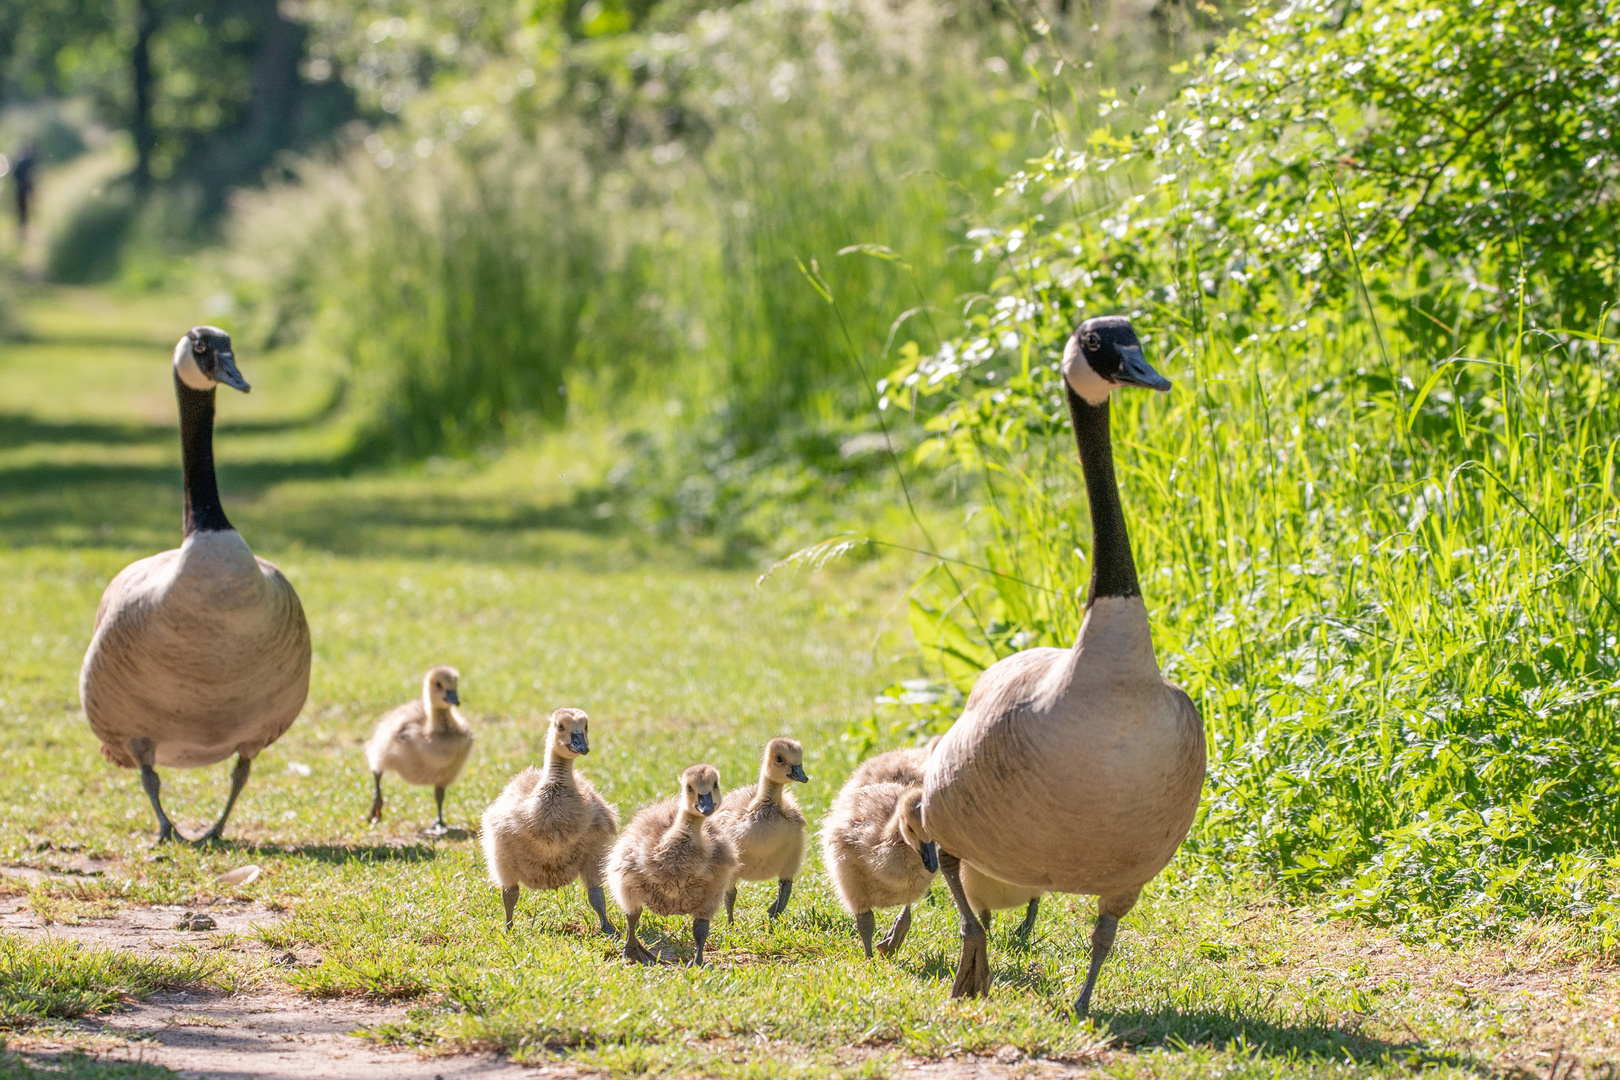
[1065,386,1140,605]
[176,373,232,536]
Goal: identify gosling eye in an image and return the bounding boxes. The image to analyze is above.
[775,756,783,764]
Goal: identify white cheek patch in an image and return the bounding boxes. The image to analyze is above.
[173,338,216,390]
[1062,335,1113,405]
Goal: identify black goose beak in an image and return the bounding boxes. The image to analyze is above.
[697,791,715,815]
[788,764,809,783]
[443,689,461,706]
[920,841,939,873]
[1113,346,1171,392]
[213,351,251,393]
[569,731,589,755]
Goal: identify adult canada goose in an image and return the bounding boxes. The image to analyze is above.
[820,781,938,958]
[481,707,618,932]
[711,736,809,922]
[606,764,738,966]
[921,315,1205,1016]
[961,862,1041,938]
[79,327,310,845]
[366,665,473,835]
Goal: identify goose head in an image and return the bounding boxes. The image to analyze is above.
[173,326,250,392]
[423,665,461,709]
[1061,315,1170,405]
[547,706,591,758]
[762,737,809,784]
[894,788,939,872]
[679,764,723,819]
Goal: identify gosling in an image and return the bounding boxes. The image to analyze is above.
[480,707,618,933]
[365,666,473,835]
[847,743,930,788]
[962,862,1042,938]
[821,781,939,958]
[606,764,738,966]
[712,736,809,922]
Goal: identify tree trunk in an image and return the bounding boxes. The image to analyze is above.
[132,0,157,193]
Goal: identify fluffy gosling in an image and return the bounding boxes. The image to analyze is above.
[365,666,473,835]
[607,764,738,966]
[712,736,809,922]
[821,781,939,958]
[480,707,618,933]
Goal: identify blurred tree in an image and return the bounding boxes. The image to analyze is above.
[0,0,354,215]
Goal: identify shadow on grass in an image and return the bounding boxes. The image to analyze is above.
[0,1051,177,1080]
[228,841,447,865]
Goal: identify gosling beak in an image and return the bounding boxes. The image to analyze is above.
[568,731,589,755]
[213,351,251,393]
[696,791,715,815]
[443,689,461,706]
[1112,346,1171,392]
[788,764,809,783]
[919,841,939,873]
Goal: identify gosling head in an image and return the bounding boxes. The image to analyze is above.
[679,764,722,819]
[894,788,939,872]
[1061,315,1171,406]
[422,665,461,709]
[547,706,591,759]
[173,326,250,393]
[761,737,809,784]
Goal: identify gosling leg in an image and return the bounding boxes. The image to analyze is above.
[195,754,252,845]
[692,918,710,967]
[1015,897,1041,939]
[131,738,175,844]
[767,878,793,919]
[421,786,450,836]
[1074,891,1138,1018]
[623,909,656,965]
[367,773,384,824]
[939,849,990,998]
[725,886,737,925]
[501,885,519,929]
[875,904,912,957]
[587,886,617,936]
[855,910,876,959]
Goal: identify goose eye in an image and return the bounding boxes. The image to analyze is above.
[192,338,206,356]
[1083,331,1101,351]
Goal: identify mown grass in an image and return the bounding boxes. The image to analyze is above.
[2,283,1615,1077]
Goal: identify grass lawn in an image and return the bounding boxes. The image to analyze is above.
[0,284,1613,1077]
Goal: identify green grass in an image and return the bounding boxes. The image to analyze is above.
[1,282,1613,1077]
[0,934,215,1031]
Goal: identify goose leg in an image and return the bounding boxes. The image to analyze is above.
[767,878,793,919]
[939,850,990,998]
[501,886,520,929]
[1074,891,1137,1018]
[1015,898,1040,939]
[875,904,912,957]
[194,754,251,845]
[855,910,876,958]
[978,909,993,935]
[367,773,384,824]
[691,918,710,967]
[623,909,656,965]
[725,886,738,924]
[131,738,176,844]
[586,886,617,936]
[421,786,450,837]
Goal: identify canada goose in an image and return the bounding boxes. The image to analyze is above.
[365,665,473,835]
[961,862,1041,938]
[480,707,618,932]
[606,764,739,966]
[922,315,1205,1016]
[79,327,310,845]
[712,736,809,922]
[847,742,931,789]
[820,781,938,958]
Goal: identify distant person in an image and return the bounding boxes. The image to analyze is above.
[12,143,37,240]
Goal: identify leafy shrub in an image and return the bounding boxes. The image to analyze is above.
[45,187,137,284]
[869,0,1620,937]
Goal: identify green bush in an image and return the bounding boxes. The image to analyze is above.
[45,187,137,284]
[870,0,1620,938]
